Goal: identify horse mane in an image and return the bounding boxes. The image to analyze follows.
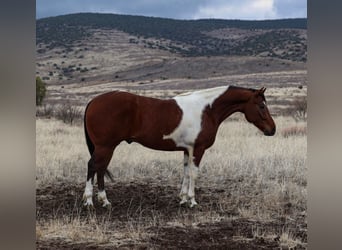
[228,85,258,92]
[228,85,266,102]
[174,85,266,103]
[176,86,228,97]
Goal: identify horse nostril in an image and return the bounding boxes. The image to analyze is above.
[264,127,276,136]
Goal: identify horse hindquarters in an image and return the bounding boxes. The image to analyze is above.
[83,93,131,207]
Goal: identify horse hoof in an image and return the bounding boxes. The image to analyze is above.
[179,197,189,205]
[84,201,94,209]
[189,200,198,208]
[102,202,111,209]
[179,199,187,204]
[179,193,189,204]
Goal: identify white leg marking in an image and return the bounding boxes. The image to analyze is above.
[83,179,93,207]
[179,164,189,204]
[98,190,111,208]
[188,164,199,207]
[179,148,199,207]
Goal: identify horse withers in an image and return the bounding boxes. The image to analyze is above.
[83,85,275,208]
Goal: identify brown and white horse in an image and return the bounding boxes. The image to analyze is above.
[83,85,276,208]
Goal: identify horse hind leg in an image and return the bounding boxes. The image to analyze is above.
[94,146,115,208]
[83,157,96,207]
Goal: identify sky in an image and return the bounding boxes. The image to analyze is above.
[36,0,307,20]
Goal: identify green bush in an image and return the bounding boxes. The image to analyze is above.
[36,76,46,106]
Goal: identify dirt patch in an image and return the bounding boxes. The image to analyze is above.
[149,221,279,249]
[36,182,235,222]
[36,182,307,249]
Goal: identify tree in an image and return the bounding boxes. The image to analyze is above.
[36,76,46,106]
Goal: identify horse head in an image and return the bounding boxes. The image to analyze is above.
[243,87,276,136]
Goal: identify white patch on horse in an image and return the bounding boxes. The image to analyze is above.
[188,164,199,207]
[163,86,229,147]
[179,152,190,204]
[83,179,94,206]
[98,190,111,207]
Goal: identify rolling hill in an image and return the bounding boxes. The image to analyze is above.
[36,13,306,85]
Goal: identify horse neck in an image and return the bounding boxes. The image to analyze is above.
[210,88,251,124]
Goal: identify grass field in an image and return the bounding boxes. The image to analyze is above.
[36,110,307,249]
[36,16,307,248]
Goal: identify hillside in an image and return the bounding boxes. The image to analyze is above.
[36,13,306,85]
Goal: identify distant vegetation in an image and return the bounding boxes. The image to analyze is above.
[37,13,307,61]
[36,76,46,106]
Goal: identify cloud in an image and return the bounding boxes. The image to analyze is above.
[192,0,276,20]
[36,0,306,20]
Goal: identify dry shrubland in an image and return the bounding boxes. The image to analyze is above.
[36,112,307,248]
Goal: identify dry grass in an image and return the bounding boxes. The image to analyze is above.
[281,124,307,137]
[36,113,306,247]
[36,216,111,244]
[36,115,306,187]
[36,215,152,247]
[279,229,303,249]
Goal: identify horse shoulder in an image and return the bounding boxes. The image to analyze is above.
[193,107,218,147]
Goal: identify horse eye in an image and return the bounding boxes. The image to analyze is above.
[259,104,265,109]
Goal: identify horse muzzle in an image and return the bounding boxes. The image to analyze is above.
[264,127,276,136]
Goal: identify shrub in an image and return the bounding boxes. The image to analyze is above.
[283,96,307,121]
[36,76,46,106]
[293,96,307,121]
[56,103,82,125]
[36,104,55,118]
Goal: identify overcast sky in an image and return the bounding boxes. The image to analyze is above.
[36,0,307,20]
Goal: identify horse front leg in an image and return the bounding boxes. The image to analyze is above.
[179,147,202,208]
[179,151,190,205]
[188,146,205,208]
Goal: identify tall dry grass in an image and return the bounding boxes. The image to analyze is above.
[36,114,307,197]
[36,114,307,248]
[36,115,306,189]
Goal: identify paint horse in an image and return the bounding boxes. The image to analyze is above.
[83,86,276,208]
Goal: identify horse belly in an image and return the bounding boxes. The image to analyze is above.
[130,98,183,151]
[133,134,182,151]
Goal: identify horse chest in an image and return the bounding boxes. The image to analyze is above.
[163,97,205,148]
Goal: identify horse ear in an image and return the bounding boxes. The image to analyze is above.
[259,87,266,94]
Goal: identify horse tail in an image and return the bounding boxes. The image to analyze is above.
[105,169,114,182]
[84,101,95,156]
[84,100,114,182]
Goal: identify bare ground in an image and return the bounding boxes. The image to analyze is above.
[36,180,307,249]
